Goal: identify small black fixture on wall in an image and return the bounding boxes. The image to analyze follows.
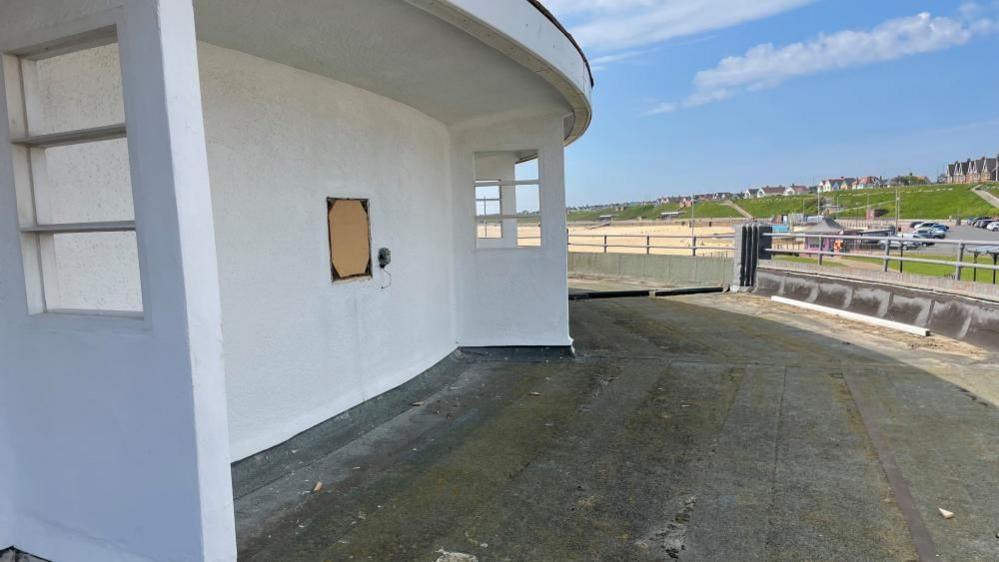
[378,247,392,289]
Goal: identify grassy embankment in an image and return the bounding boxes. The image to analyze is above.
[741,184,997,220]
[570,183,999,223]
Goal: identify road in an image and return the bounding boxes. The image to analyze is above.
[237,293,999,561]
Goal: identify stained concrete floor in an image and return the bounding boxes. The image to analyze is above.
[237,294,999,561]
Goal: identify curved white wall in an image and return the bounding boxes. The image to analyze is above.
[198,44,457,460]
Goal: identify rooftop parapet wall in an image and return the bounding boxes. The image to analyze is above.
[755,266,999,351]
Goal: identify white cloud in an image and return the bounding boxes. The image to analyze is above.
[546,0,816,52]
[589,49,655,72]
[652,9,998,114]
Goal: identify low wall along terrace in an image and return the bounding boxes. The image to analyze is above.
[568,252,734,287]
[755,264,999,351]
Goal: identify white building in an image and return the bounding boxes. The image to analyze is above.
[0,1,592,560]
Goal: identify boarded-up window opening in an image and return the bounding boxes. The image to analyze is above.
[327,198,372,282]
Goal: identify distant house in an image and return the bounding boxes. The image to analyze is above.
[971,157,997,183]
[819,179,842,193]
[854,176,884,190]
[701,191,735,201]
[657,196,684,206]
[946,155,999,183]
[947,161,966,184]
[754,186,785,198]
[783,185,810,196]
[819,177,858,193]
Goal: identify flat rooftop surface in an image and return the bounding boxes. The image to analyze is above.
[238,294,999,561]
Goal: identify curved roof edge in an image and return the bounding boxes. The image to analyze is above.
[525,0,594,87]
[406,0,594,146]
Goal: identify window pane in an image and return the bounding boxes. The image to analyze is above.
[517,222,541,247]
[516,184,539,214]
[28,42,124,135]
[476,200,500,217]
[50,231,142,312]
[515,159,539,182]
[37,137,134,223]
[477,221,502,239]
[475,185,499,200]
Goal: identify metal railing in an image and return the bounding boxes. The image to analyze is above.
[766,232,999,284]
[568,233,735,256]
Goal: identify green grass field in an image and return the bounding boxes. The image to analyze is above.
[569,182,999,223]
[776,252,999,284]
[738,196,818,218]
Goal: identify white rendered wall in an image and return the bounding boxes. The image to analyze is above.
[452,114,571,347]
[197,44,458,461]
[0,2,235,560]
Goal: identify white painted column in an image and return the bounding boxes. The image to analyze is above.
[117,0,236,559]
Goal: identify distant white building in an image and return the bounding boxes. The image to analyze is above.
[783,185,811,196]
[755,186,786,198]
[854,176,885,189]
[819,177,853,192]
[0,1,592,560]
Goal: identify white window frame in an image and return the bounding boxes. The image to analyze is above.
[2,24,143,318]
[473,178,542,249]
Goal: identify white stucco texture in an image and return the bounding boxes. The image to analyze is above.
[198,44,457,460]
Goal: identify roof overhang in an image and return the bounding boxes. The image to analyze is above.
[193,0,593,145]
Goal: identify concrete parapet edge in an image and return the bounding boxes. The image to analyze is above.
[755,267,999,351]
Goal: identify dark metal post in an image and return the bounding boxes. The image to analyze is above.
[883,239,890,272]
[692,236,698,257]
[646,235,651,255]
[603,235,608,253]
[898,244,904,273]
[955,243,966,281]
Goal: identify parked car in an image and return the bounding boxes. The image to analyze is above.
[878,238,922,250]
[915,227,945,239]
[910,231,936,246]
[988,221,999,232]
[975,217,997,228]
[913,222,948,232]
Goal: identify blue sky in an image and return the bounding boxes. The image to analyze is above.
[548,0,999,206]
